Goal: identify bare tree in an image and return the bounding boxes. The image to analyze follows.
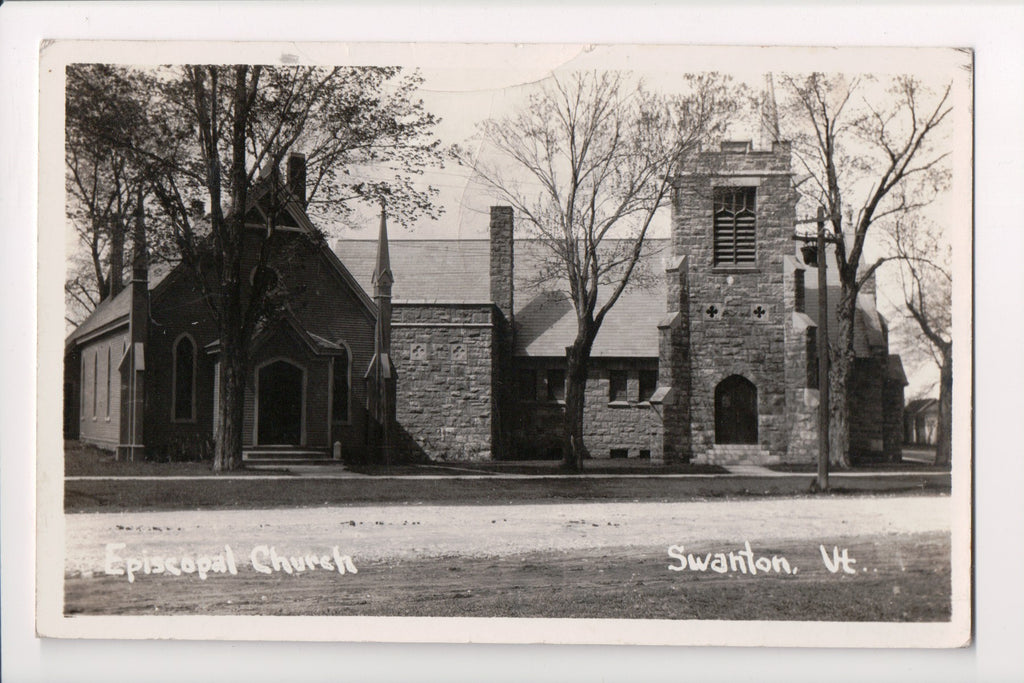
[64,65,150,318]
[84,64,443,470]
[888,216,952,464]
[778,73,951,467]
[457,71,733,471]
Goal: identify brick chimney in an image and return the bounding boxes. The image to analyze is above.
[118,191,149,462]
[489,206,514,324]
[287,152,307,207]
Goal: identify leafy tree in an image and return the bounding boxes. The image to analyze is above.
[83,64,442,470]
[457,71,733,471]
[888,215,952,464]
[777,74,951,467]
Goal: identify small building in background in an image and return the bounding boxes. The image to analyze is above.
[904,398,940,446]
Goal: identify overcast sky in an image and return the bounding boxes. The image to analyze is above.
[58,44,969,396]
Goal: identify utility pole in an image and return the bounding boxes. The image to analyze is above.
[815,205,830,492]
[793,205,834,492]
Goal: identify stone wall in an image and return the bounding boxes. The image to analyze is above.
[510,358,662,460]
[882,376,905,461]
[849,356,885,457]
[658,257,692,462]
[782,256,818,463]
[671,141,798,462]
[391,303,496,461]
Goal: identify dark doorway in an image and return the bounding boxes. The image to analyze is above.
[714,375,758,444]
[257,360,304,445]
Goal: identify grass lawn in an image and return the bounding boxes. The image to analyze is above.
[64,531,950,622]
[65,474,951,513]
[768,461,951,473]
[62,440,951,512]
[63,441,288,477]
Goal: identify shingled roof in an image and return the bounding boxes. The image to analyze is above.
[64,264,172,348]
[334,238,671,358]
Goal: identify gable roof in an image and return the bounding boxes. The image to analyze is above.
[906,397,939,414]
[335,237,892,361]
[66,178,378,351]
[334,238,670,358]
[334,239,494,304]
[64,263,173,348]
[804,284,886,357]
[887,354,908,386]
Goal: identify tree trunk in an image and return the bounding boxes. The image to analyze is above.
[213,324,246,472]
[211,65,251,473]
[562,333,596,473]
[934,346,952,466]
[829,297,857,469]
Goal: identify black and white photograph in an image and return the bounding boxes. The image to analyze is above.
[33,38,973,649]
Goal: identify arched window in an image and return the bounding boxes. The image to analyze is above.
[172,335,196,421]
[332,348,350,424]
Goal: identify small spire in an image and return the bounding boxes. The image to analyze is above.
[372,201,393,292]
[761,73,781,148]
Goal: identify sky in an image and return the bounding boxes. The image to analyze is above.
[61,44,969,397]
[330,46,966,397]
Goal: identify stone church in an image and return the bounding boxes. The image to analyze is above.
[65,141,906,466]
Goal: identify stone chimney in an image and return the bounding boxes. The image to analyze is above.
[287,152,307,207]
[489,206,514,324]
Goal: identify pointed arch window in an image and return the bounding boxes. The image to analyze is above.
[172,334,196,422]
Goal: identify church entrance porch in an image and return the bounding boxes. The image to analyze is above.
[256,359,306,446]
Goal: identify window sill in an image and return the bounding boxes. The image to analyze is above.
[607,400,631,408]
[712,266,759,274]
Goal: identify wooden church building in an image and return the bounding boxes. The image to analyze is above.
[64,153,394,463]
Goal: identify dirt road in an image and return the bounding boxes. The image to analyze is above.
[64,495,950,575]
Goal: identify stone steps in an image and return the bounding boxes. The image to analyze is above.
[242,448,337,465]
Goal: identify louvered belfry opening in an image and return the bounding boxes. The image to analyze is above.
[713,186,757,265]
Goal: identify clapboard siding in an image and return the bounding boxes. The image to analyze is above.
[77,329,129,450]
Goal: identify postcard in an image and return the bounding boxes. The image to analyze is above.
[36,39,972,648]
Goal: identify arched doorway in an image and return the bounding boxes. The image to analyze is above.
[257,359,304,445]
[714,375,758,445]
